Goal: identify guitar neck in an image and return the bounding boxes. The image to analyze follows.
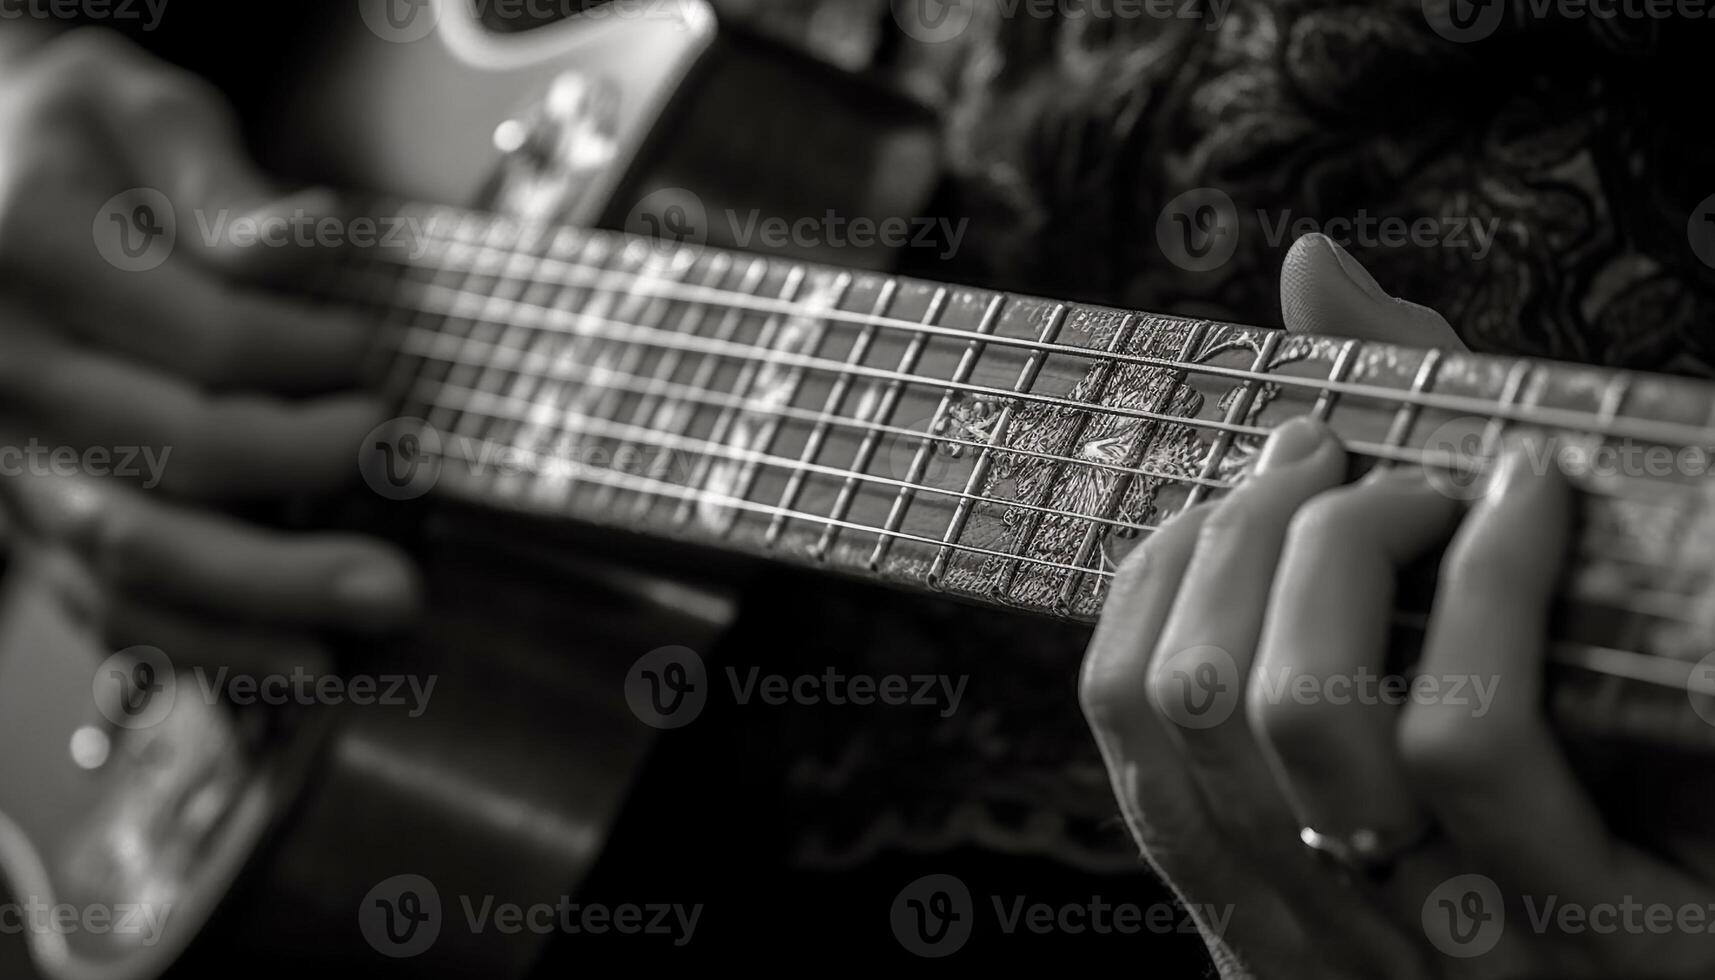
[326,203,1715,750]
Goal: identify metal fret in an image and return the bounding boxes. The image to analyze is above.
[365,273,1715,452]
[369,230,1715,449]
[613,251,737,516]
[1185,330,1285,508]
[428,216,534,437]
[460,225,577,460]
[1313,339,1362,420]
[400,324,1236,495]
[811,287,949,562]
[488,231,615,500]
[420,376,1163,536]
[671,264,809,528]
[1377,348,1446,470]
[524,239,644,504]
[1477,360,1539,463]
[723,274,856,515]
[927,305,1069,588]
[1058,321,1224,613]
[990,313,1145,599]
[432,431,1133,578]
[382,207,488,414]
[633,255,769,522]
[584,253,703,510]
[867,295,1008,571]
[764,280,900,547]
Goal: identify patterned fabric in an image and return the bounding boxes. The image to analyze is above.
[915,0,1715,375]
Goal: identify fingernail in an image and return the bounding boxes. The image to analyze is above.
[1255,416,1333,474]
[334,562,419,627]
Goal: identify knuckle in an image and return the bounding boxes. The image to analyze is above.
[124,67,226,126]
[48,27,138,70]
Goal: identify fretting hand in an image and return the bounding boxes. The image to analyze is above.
[1079,234,1715,979]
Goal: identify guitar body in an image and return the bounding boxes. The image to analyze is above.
[0,3,956,977]
[9,4,1715,977]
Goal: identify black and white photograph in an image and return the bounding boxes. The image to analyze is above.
[0,0,1712,975]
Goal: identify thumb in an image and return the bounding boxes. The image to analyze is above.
[1280,233,1468,352]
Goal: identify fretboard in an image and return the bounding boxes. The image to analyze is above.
[326,203,1715,751]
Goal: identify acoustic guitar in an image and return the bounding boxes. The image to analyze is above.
[2,1,1712,976]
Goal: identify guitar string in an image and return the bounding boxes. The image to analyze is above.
[393,324,1701,586]
[416,376,1158,533]
[336,209,1715,697]
[408,394,1715,699]
[357,215,1715,451]
[409,367,1714,631]
[347,270,1708,507]
[392,324,1231,490]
